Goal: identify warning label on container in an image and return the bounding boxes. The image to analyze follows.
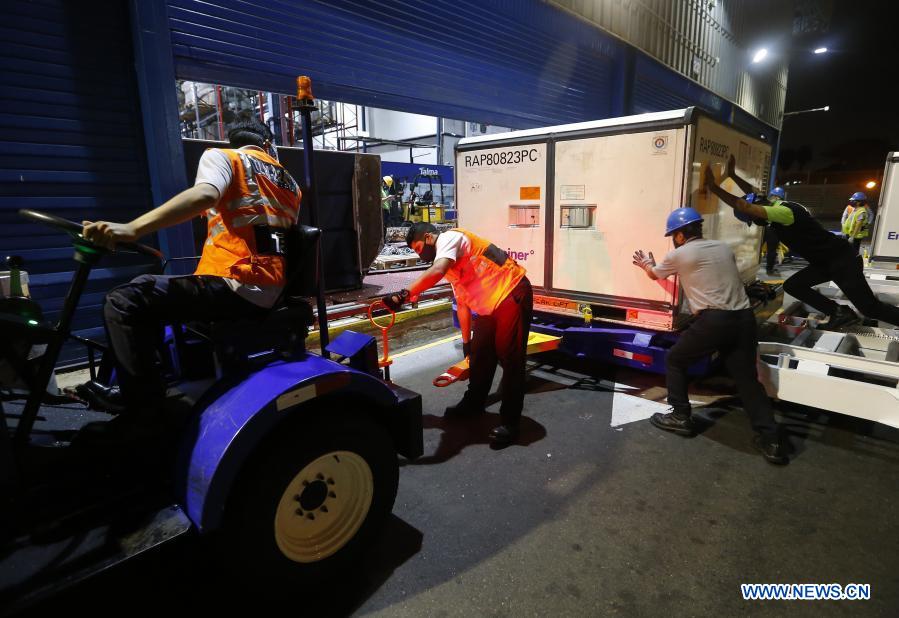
[520,186,541,200]
[560,185,585,200]
[534,295,582,317]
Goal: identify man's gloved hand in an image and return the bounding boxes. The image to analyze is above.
[462,341,471,359]
[382,289,410,312]
[632,250,656,272]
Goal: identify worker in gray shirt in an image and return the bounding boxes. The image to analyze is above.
[633,207,788,464]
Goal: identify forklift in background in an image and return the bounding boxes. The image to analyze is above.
[403,171,450,224]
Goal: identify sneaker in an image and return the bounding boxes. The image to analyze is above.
[649,411,695,436]
[753,434,789,465]
[823,306,860,331]
[488,424,519,446]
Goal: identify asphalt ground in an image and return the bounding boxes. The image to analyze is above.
[20,321,899,617]
[354,336,899,617]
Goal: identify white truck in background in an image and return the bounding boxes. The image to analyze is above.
[455,107,773,372]
[866,152,899,272]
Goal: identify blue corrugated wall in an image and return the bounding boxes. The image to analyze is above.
[1,0,777,367]
[166,0,622,128]
[1,0,157,364]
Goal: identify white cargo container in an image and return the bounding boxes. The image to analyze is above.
[455,108,772,331]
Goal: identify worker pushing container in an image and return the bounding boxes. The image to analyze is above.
[455,107,772,371]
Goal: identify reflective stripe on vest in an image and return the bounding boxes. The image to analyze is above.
[194,147,301,286]
[445,228,526,315]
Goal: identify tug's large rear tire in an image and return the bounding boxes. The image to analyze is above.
[221,411,398,586]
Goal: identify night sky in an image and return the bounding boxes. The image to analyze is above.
[779,0,899,174]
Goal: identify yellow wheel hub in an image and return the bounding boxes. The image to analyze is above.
[273,450,373,563]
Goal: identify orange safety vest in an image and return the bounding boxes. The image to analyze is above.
[194,147,302,287]
[445,228,526,315]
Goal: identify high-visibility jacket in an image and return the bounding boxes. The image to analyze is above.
[194,148,302,287]
[843,205,870,239]
[445,228,526,315]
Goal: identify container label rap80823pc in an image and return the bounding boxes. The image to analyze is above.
[463,148,541,168]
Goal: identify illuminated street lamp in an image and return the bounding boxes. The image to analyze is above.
[866,180,877,189]
[752,48,769,63]
[783,105,830,117]
[814,47,828,54]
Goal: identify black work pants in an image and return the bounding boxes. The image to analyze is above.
[764,225,779,271]
[103,274,264,408]
[782,254,899,326]
[666,308,778,438]
[850,238,862,255]
[464,277,533,427]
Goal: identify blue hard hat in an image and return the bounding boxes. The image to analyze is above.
[850,191,867,202]
[665,207,703,236]
[768,186,786,199]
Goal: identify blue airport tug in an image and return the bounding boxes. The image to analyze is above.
[0,124,422,610]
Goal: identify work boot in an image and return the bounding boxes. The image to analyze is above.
[488,424,519,446]
[649,411,695,436]
[444,398,486,419]
[823,305,860,331]
[75,380,126,414]
[766,266,780,276]
[753,434,789,465]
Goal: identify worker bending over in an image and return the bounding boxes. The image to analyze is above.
[706,160,899,330]
[633,207,788,464]
[383,223,532,446]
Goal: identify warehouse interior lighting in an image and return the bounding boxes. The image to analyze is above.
[752,48,768,63]
[866,181,877,189]
[814,47,828,54]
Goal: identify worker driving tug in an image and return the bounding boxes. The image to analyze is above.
[382,223,533,446]
[76,120,301,444]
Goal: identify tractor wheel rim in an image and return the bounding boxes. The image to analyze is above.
[274,450,374,563]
